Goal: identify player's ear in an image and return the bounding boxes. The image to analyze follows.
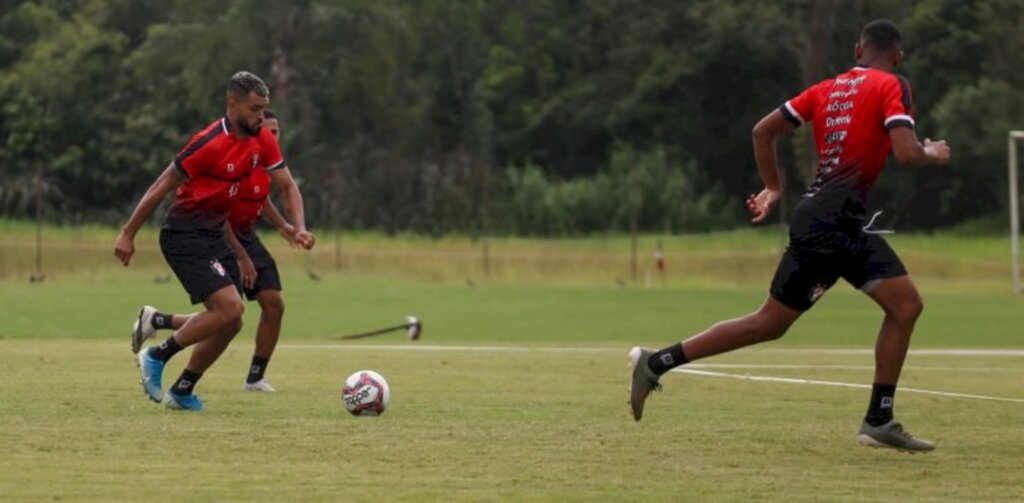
[894,49,904,67]
[854,42,863,61]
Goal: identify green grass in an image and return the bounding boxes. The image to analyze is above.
[1,270,1022,501]
[1,224,1022,500]
[1,343,1022,501]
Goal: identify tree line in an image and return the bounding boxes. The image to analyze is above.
[1,0,1021,235]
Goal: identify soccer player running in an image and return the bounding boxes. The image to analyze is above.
[130,110,308,392]
[115,72,314,411]
[628,20,951,452]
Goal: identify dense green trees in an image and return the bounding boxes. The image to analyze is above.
[0,0,1020,235]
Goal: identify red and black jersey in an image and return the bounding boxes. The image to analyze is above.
[164,117,284,230]
[779,65,913,227]
[227,167,272,235]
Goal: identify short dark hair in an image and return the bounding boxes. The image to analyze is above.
[860,19,901,53]
[264,109,277,120]
[228,71,269,98]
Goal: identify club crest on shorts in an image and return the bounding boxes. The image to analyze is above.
[809,283,828,304]
[210,259,227,277]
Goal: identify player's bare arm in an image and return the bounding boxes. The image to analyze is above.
[114,163,185,266]
[268,167,315,249]
[260,198,297,246]
[889,127,951,167]
[224,223,257,289]
[748,109,797,223]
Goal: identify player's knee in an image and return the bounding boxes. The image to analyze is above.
[268,299,284,319]
[262,296,284,320]
[218,298,245,326]
[893,294,923,326]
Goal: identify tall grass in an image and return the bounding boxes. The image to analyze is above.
[0,219,1013,291]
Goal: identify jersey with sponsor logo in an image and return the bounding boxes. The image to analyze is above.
[779,65,913,230]
[227,167,272,235]
[164,117,284,230]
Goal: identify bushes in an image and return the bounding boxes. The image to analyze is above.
[494,146,736,235]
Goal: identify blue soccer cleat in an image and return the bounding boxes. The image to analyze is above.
[162,391,204,412]
[137,348,165,403]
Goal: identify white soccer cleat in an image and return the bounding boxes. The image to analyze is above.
[244,379,276,392]
[131,305,158,354]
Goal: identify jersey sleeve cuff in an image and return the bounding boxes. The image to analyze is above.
[780,101,804,127]
[884,114,915,131]
[264,160,286,171]
[173,159,192,180]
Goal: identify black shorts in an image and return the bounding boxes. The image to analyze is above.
[160,228,237,305]
[769,231,907,311]
[220,233,282,301]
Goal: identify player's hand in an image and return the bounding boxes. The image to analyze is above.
[746,188,781,223]
[239,256,257,290]
[923,138,951,165]
[114,232,135,266]
[278,224,297,247]
[295,230,316,250]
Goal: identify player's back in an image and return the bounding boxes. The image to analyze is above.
[781,66,914,227]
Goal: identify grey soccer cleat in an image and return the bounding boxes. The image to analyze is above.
[131,305,158,354]
[628,346,662,421]
[857,420,935,453]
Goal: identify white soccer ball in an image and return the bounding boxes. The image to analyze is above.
[341,370,391,416]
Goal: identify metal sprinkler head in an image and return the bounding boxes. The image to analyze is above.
[405,315,422,341]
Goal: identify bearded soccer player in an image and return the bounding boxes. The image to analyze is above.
[130,110,309,393]
[628,19,950,452]
[115,72,314,411]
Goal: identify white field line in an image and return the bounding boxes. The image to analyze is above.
[279,344,1023,372]
[761,348,1024,357]
[280,343,1024,402]
[686,363,1023,372]
[281,343,1024,357]
[673,368,1024,403]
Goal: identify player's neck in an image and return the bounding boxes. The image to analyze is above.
[855,56,894,73]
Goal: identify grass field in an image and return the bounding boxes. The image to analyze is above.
[1,224,1022,500]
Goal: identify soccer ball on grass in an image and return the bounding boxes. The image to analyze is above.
[341,370,391,416]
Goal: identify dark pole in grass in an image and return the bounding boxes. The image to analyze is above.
[629,163,639,286]
[31,161,44,283]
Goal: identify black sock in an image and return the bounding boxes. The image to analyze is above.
[647,343,688,375]
[148,336,182,362]
[151,312,175,330]
[171,369,203,396]
[865,383,896,426]
[247,356,270,383]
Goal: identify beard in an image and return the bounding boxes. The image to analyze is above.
[240,120,261,137]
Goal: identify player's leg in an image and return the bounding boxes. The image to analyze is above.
[629,245,830,421]
[244,256,284,391]
[140,231,238,403]
[847,235,933,451]
[163,285,246,411]
[629,297,802,420]
[865,275,921,386]
[244,288,284,391]
[681,296,802,360]
[131,305,193,353]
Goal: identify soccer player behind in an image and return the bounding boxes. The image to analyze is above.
[130,110,308,392]
[115,71,314,411]
[629,19,950,452]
